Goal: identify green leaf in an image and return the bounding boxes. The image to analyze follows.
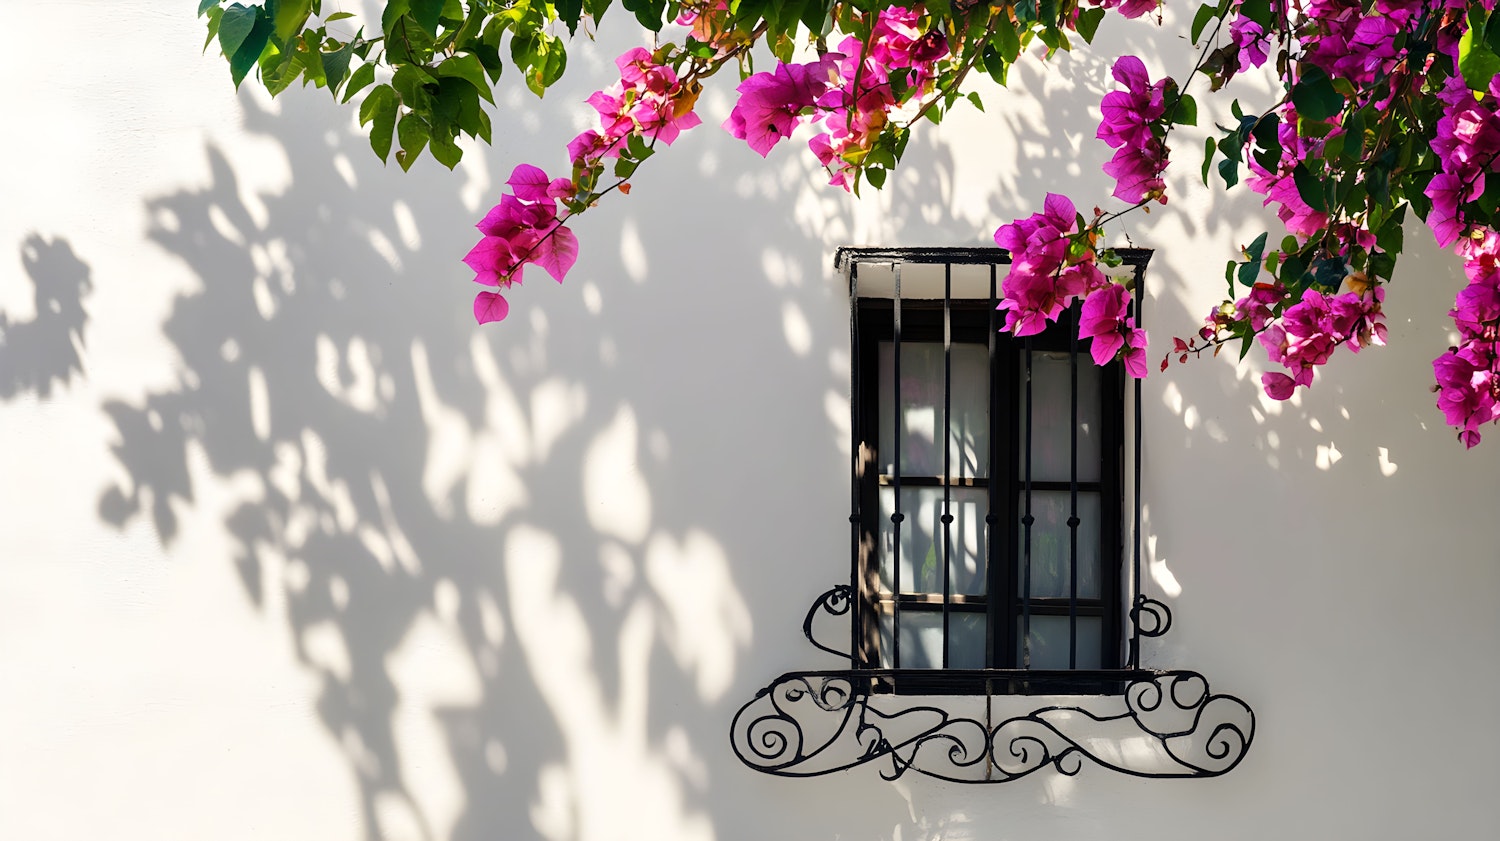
[620,0,667,31]
[1460,11,1500,92]
[1218,157,1239,189]
[273,0,312,44]
[1190,2,1217,43]
[1244,231,1268,263]
[198,0,221,16]
[994,16,1021,62]
[429,131,462,168]
[1237,260,1259,287]
[1292,162,1327,212]
[342,61,377,103]
[866,167,887,189]
[1075,7,1105,42]
[218,4,258,60]
[395,113,430,171]
[613,157,640,179]
[437,53,494,103]
[1341,108,1365,166]
[1175,93,1197,126]
[321,40,355,93]
[327,11,356,22]
[359,84,399,161]
[1290,65,1345,121]
[557,0,585,34]
[966,91,985,112]
[1202,137,1216,184]
[411,0,444,37]
[1313,256,1346,289]
[382,0,412,36]
[204,5,224,51]
[228,9,274,89]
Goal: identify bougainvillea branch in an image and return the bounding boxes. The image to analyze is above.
[200,0,1500,445]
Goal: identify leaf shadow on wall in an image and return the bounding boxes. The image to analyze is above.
[90,73,926,839]
[0,234,92,399]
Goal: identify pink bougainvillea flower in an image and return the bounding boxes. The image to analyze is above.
[1096,56,1170,204]
[1090,0,1158,19]
[995,194,1110,338]
[1121,326,1149,378]
[1261,372,1297,400]
[474,290,511,324]
[1079,283,1132,365]
[725,57,838,157]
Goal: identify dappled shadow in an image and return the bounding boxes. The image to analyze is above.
[0,234,92,399]
[89,45,925,836]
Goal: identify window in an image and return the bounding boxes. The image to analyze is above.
[843,248,1148,694]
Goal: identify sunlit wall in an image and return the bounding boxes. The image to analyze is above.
[3,3,1498,840]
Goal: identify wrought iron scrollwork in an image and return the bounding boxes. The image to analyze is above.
[802,585,852,659]
[731,670,1254,783]
[1130,596,1173,638]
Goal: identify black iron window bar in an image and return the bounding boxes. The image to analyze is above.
[730,247,1255,784]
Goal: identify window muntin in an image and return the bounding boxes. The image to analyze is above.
[851,269,1124,683]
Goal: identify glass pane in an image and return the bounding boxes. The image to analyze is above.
[1017,491,1101,599]
[879,486,987,595]
[1015,615,1102,670]
[878,341,988,479]
[1017,350,1101,482]
[880,609,987,669]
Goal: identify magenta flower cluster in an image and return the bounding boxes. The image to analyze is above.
[464,47,703,323]
[1256,286,1386,400]
[724,5,950,189]
[1096,56,1170,205]
[994,193,1148,377]
[1434,230,1500,447]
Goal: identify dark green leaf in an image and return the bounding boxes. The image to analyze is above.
[1313,256,1346,289]
[1292,162,1327,212]
[557,0,585,34]
[1290,65,1344,121]
[411,0,444,37]
[321,41,355,93]
[228,9,274,88]
[1202,136,1216,184]
[1190,2,1217,43]
[1244,231,1268,263]
[620,0,667,31]
[1369,251,1396,280]
[1218,157,1239,188]
[613,157,639,179]
[1237,260,1259,287]
[1175,93,1197,126]
[1076,7,1105,42]
[866,167,887,189]
[218,4,257,60]
[1341,108,1365,166]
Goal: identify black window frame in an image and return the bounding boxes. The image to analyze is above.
[842,248,1151,696]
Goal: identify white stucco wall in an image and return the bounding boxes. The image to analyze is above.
[5,3,1499,839]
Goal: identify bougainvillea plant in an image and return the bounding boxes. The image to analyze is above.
[200,0,1500,446]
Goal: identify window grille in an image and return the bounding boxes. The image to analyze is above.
[842,246,1150,695]
[727,246,1255,784]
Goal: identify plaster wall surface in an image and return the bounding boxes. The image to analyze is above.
[3,3,1498,840]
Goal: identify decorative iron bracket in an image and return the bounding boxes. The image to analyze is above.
[730,585,1256,784]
